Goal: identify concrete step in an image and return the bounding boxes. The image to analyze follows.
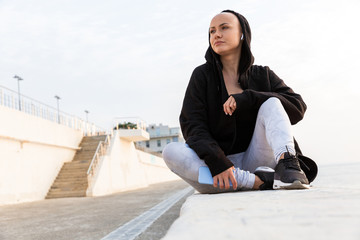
[50,187,88,192]
[46,190,87,199]
[48,187,87,192]
[71,158,93,163]
[59,165,89,169]
[80,141,105,146]
[73,154,95,158]
[57,169,88,173]
[54,175,87,179]
[74,154,96,159]
[58,168,88,173]
[61,164,89,169]
[53,178,87,182]
[83,135,106,140]
[53,182,87,186]
[55,173,87,177]
[50,185,88,191]
[80,140,103,144]
[77,146,100,151]
[51,180,88,185]
[62,160,91,169]
[49,183,88,188]
[52,183,87,188]
[61,164,90,169]
[59,168,89,172]
[55,174,87,179]
[72,155,95,160]
[57,173,87,177]
[64,160,91,164]
[74,150,97,154]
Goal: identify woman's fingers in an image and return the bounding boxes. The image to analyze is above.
[223,96,237,115]
[213,176,224,189]
[213,177,218,188]
[213,167,237,190]
[229,171,237,190]
[224,177,230,189]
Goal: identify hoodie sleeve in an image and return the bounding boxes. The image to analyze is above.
[231,66,307,124]
[180,67,234,176]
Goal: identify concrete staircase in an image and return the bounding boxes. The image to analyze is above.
[46,135,107,199]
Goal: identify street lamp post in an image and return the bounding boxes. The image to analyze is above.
[85,110,89,123]
[13,75,23,111]
[54,95,61,124]
[84,110,89,136]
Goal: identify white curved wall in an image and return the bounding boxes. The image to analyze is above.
[87,130,180,197]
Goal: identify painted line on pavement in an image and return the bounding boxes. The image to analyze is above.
[101,186,193,240]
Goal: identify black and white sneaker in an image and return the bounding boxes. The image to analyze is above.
[254,166,275,190]
[274,151,309,190]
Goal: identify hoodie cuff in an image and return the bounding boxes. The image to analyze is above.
[231,92,249,114]
[207,156,234,177]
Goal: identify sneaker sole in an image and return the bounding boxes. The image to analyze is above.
[273,180,310,190]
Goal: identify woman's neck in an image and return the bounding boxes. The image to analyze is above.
[220,50,241,77]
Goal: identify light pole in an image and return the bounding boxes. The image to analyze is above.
[84,110,89,136]
[85,110,89,123]
[13,75,23,111]
[54,95,61,123]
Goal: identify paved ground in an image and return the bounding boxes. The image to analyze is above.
[0,180,192,240]
[163,162,360,240]
[2,162,360,240]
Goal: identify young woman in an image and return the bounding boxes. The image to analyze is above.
[163,10,317,193]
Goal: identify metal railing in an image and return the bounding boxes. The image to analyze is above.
[0,85,105,136]
[87,131,113,189]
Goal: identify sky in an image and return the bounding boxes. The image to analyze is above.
[1,0,359,164]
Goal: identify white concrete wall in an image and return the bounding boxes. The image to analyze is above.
[137,150,180,184]
[0,106,83,205]
[88,131,179,197]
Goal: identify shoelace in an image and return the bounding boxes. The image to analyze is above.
[283,146,310,171]
[297,156,310,171]
[282,155,301,171]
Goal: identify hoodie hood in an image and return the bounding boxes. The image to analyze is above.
[205,10,255,89]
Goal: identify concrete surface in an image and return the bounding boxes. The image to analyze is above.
[0,180,191,240]
[163,162,360,240]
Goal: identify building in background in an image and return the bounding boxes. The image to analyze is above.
[136,123,185,153]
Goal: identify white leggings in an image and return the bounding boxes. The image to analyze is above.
[162,97,296,193]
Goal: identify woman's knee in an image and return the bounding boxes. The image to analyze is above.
[262,97,281,108]
[258,97,283,116]
[162,142,185,167]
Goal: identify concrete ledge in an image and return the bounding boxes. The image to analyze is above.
[118,129,149,142]
[163,162,360,240]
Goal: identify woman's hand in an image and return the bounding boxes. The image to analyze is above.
[213,167,238,190]
[223,95,237,116]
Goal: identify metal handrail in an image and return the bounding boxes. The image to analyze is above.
[0,84,105,136]
[87,130,113,178]
[87,141,104,176]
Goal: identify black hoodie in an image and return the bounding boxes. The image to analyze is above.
[180,55,307,176]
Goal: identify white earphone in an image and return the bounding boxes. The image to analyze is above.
[241,34,244,40]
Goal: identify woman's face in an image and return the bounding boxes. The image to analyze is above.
[209,13,242,56]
